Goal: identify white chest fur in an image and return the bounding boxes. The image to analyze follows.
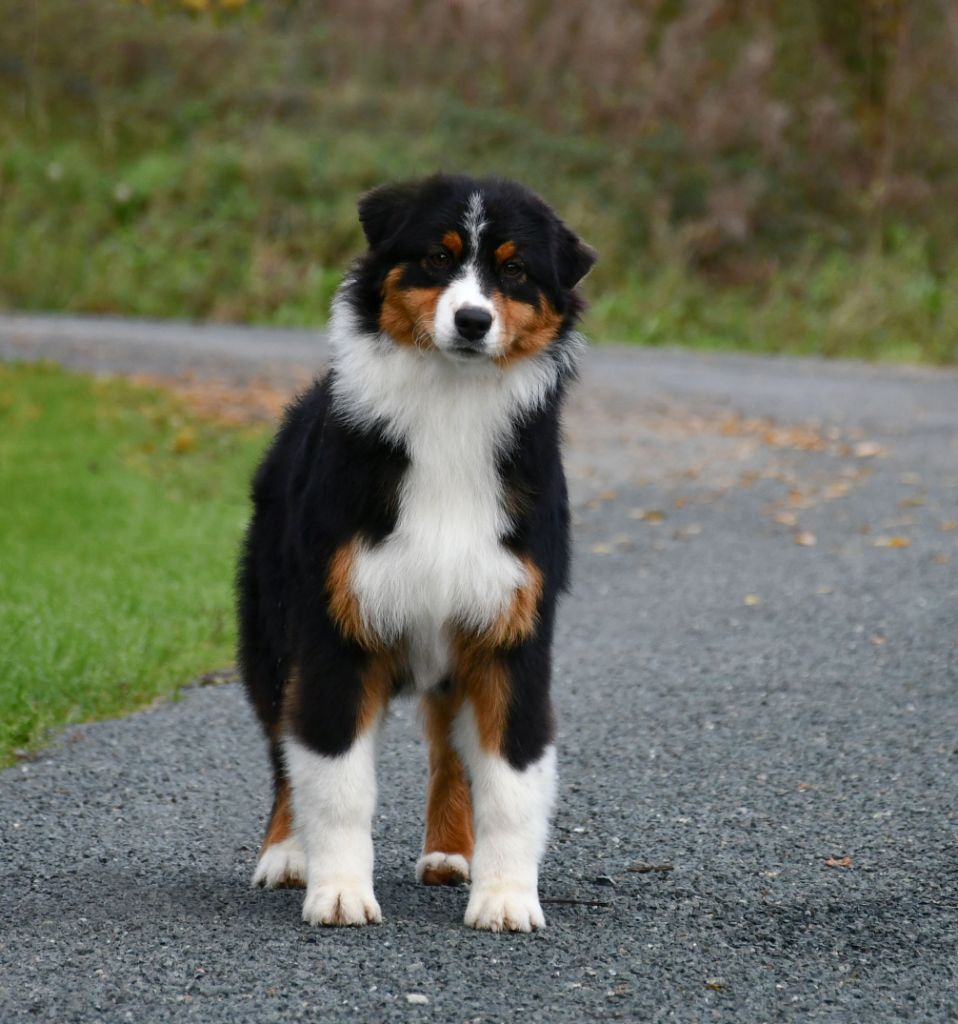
[330,310,561,689]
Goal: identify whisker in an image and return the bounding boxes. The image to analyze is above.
[412,316,433,351]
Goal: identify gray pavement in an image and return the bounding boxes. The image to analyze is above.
[1,314,956,1022]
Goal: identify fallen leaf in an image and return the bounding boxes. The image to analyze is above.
[824,856,853,869]
[591,543,612,555]
[870,634,887,645]
[823,481,852,500]
[628,508,665,524]
[795,531,817,547]
[898,497,924,509]
[941,520,957,532]
[873,536,911,548]
[704,978,726,991]
[853,441,884,458]
[744,594,761,607]
[774,511,798,527]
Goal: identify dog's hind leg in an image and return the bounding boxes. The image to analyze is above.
[237,524,306,888]
[416,687,473,886]
[251,736,307,889]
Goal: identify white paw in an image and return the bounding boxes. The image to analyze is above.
[302,882,382,926]
[464,884,545,933]
[251,837,307,889]
[416,852,470,886]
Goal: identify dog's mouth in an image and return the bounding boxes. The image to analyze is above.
[449,337,488,359]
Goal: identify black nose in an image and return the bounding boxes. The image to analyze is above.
[454,306,493,342]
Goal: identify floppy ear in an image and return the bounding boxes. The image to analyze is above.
[357,182,419,249]
[556,225,598,290]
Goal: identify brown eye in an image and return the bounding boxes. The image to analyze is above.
[501,259,525,279]
[427,247,452,269]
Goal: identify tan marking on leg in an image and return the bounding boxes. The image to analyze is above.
[261,780,293,853]
[442,231,463,257]
[327,539,378,648]
[420,690,473,883]
[491,292,563,366]
[453,641,512,755]
[456,556,543,654]
[483,556,543,649]
[256,780,305,888]
[379,266,440,349]
[448,557,541,752]
[356,649,398,736]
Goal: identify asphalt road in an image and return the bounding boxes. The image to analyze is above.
[1,315,956,1022]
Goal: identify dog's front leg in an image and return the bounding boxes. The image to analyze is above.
[284,724,382,926]
[453,680,556,933]
[282,653,392,927]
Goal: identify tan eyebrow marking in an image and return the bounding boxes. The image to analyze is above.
[494,241,517,264]
[442,231,463,257]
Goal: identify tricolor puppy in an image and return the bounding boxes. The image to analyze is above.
[238,173,596,932]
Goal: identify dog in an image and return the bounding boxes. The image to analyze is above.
[237,173,596,931]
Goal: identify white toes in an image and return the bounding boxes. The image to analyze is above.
[416,852,470,885]
[464,885,545,933]
[251,837,307,889]
[302,883,382,926]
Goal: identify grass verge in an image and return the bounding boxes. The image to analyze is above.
[2,2,956,363]
[0,362,268,766]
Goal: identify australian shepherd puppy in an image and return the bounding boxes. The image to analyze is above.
[238,173,596,932]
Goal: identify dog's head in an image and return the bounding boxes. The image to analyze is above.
[346,174,597,366]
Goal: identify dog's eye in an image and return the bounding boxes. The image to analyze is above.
[501,259,525,279]
[426,247,452,270]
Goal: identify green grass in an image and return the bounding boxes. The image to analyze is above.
[0,362,268,765]
[3,112,955,364]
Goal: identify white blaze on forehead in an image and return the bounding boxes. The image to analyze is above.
[435,196,497,353]
[463,191,488,248]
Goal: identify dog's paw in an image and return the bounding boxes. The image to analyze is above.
[251,837,307,890]
[302,882,382,927]
[416,851,470,886]
[464,884,545,933]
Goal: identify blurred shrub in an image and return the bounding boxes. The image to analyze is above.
[0,0,955,361]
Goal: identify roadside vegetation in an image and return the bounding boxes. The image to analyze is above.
[0,362,268,764]
[2,0,957,361]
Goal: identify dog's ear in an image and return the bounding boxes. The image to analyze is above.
[357,182,419,249]
[556,224,598,290]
